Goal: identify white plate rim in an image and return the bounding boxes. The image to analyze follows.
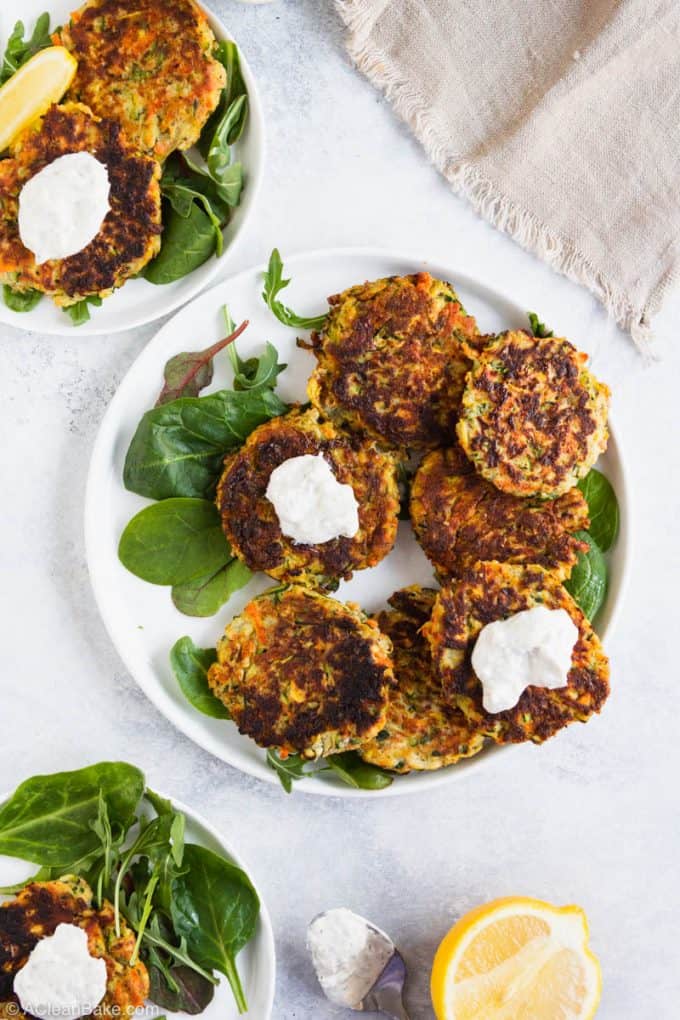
[84,245,632,799]
[0,785,276,1019]
[0,1,266,337]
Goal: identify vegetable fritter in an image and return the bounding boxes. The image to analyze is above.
[358,587,486,773]
[58,0,226,161]
[410,444,590,581]
[0,877,149,1017]
[216,406,400,586]
[422,562,610,744]
[0,103,161,305]
[457,331,610,498]
[207,585,395,758]
[306,273,479,450]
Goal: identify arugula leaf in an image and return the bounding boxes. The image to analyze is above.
[564,531,608,622]
[577,469,619,552]
[171,843,260,1014]
[144,203,218,285]
[0,762,144,866]
[266,750,311,793]
[1,14,52,86]
[123,387,287,500]
[262,249,327,330]
[2,285,42,312]
[63,294,103,327]
[156,319,248,405]
[171,558,252,618]
[170,637,228,718]
[201,41,248,155]
[118,498,231,586]
[528,311,554,338]
[324,752,394,790]
[229,340,286,392]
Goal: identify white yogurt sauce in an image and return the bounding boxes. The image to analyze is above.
[265,453,360,545]
[307,908,394,1007]
[471,605,578,714]
[18,152,111,265]
[14,923,108,1020]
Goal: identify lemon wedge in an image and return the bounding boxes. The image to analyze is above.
[0,47,77,153]
[431,896,602,1020]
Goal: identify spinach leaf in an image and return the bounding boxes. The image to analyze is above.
[63,294,103,326]
[0,762,144,866]
[564,531,608,622]
[118,498,231,586]
[577,469,619,552]
[2,285,42,312]
[325,752,393,790]
[148,963,215,1015]
[527,312,553,338]
[171,843,259,1014]
[1,14,52,85]
[172,558,252,618]
[229,340,286,393]
[266,750,311,793]
[159,156,229,259]
[123,387,287,500]
[144,203,217,285]
[170,637,228,718]
[156,320,248,405]
[262,249,327,330]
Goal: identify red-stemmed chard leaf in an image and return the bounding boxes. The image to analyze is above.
[155,320,249,406]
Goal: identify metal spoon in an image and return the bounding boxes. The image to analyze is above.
[308,909,411,1019]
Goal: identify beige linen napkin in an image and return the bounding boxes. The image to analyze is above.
[336,0,680,349]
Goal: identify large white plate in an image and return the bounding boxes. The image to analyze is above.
[0,1,265,336]
[0,785,276,1019]
[85,248,631,797]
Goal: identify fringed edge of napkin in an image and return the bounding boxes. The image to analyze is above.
[336,0,670,355]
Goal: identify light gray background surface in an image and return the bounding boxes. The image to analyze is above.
[1,3,678,1018]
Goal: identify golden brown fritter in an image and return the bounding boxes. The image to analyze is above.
[306,273,479,450]
[422,562,610,744]
[457,331,610,498]
[58,0,226,161]
[0,877,148,1017]
[208,584,395,758]
[410,444,590,581]
[216,406,400,586]
[0,103,161,306]
[358,587,486,773]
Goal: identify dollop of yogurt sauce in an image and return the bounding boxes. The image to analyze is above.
[307,908,394,1007]
[265,453,360,545]
[14,923,108,1020]
[18,152,111,265]
[471,605,578,714]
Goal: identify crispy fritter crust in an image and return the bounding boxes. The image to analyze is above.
[208,584,395,758]
[422,562,610,744]
[0,103,161,304]
[59,0,226,160]
[306,273,479,450]
[457,331,611,498]
[0,878,148,1017]
[358,587,486,773]
[216,406,400,586]
[410,444,590,581]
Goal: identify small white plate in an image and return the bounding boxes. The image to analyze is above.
[85,248,631,797]
[0,1,265,336]
[0,787,276,1019]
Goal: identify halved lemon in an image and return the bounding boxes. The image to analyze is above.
[431,896,602,1020]
[0,47,77,153]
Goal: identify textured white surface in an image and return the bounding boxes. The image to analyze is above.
[0,2,678,1018]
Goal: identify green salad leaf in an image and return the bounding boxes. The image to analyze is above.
[0,762,144,865]
[527,311,554,338]
[144,203,218,285]
[170,637,228,718]
[171,844,260,1015]
[565,531,608,621]
[171,559,252,618]
[325,752,393,790]
[118,498,231,586]
[266,750,311,794]
[262,249,327,330]
[156,320,248,406]
[229,340,286,392]
[148,963,215,1015]
[123,387,287,500]
[577,469,620,552]
[2,285,42,312]
[1,13,53,86]
[63,294,103,326]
